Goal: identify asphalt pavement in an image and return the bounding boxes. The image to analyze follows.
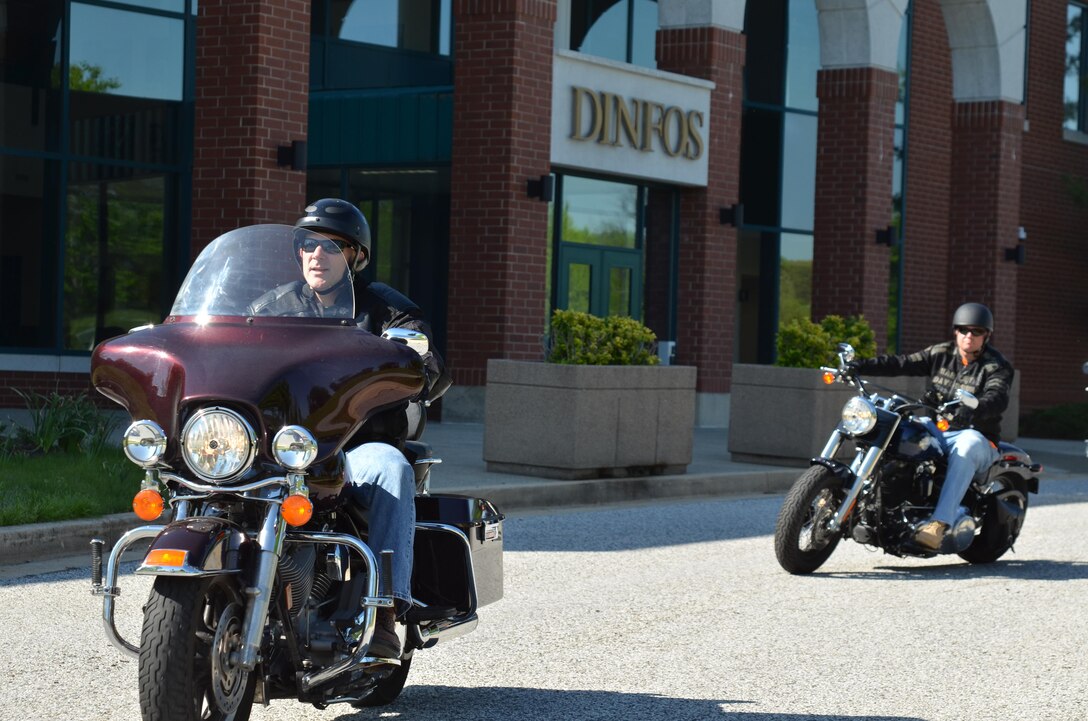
[1,423,1085,568]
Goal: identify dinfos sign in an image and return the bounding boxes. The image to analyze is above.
[551,51,712,187]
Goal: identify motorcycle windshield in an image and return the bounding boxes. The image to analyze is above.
[170,224,355,319]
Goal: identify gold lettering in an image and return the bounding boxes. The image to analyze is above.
[571,86,602,142]
[645,102,666,153]
[659,106,686,157]
[685,110,704,159]
[598,92,616,145]
[614,95,640,149]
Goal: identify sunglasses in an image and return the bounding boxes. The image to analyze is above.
[955,326,989,338]
[299,235,351,254]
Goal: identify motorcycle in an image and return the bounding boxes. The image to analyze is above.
[774,343,1040,574]
[89,224,504,719]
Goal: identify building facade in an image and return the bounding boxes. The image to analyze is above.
[1,0,1086,421]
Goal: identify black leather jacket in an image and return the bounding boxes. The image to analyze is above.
[852,340,1013,444]
[248,277,450,446]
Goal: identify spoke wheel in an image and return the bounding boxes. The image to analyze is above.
[774,466,845,574]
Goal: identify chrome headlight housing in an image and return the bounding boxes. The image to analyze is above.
[122,420,167,467]
[272,426,318,471]
[180,407,256,482]
[840,397,878,436]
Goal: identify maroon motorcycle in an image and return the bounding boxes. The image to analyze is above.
[89,224,503,720]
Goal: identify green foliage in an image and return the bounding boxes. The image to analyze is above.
[0,450,132,526]
[547,309,660,366]
[1019,403,1088,440]
[775,314,877,368]
[6,390,119,457]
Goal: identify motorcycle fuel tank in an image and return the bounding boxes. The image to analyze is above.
[91,316,425,466]
[890,419,944,462]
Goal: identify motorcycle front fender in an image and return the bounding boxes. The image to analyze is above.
[811,457,855,484]
[135,517,252,576]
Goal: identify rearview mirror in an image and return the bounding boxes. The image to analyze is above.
[381,327,429,355]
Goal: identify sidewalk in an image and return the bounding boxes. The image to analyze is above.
[1,424,1084,567]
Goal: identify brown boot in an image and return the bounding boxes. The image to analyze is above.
[913,520,949,551]
[368,607,401,659]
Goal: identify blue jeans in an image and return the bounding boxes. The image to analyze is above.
[344,442,415,612]
[933,429,997,526]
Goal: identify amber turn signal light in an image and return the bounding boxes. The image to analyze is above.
[144,548,187,567]
[133,488,164,521]
[936,418,950,432]
[281,494,313,527]
[822,371,836,385]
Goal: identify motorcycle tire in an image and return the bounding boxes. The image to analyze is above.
[774,465,845,574]
[957,479,1030,565]
[352,651,413,707]
[139,576,256,721]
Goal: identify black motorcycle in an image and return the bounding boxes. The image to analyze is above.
[89,225,503,720]
[774,343,1040,574]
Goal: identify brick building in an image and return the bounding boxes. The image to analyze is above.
[0,0,1085,423]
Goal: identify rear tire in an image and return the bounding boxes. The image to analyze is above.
[774,466,845,574]
[957,480,1029,565]
[139,576,256,721]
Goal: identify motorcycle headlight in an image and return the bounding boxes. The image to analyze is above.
[272,426,318,471]
[122,420,167,467]
[180,407,256,481]
[841,397,878,436]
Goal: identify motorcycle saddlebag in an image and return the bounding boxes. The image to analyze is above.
[413,494,504,611]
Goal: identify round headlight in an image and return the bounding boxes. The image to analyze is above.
[180,408,256,481]
[841,397,878,436]
[122,420,167,467]
[272,426,318,471]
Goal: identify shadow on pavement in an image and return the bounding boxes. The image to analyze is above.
[822,558,1088,582]
[331,685,924,721]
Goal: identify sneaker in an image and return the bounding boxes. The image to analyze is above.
[913,520,949,551]
[368,608,401,659]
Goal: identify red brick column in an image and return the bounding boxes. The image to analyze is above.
[446,0,556,387]
[948,100,1024,359]
[190,0,310,256]
[655,27,745,393]
[811,67,899,350]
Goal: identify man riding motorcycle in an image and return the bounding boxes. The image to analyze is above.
[250,198,449,658]
[849,302,1014,550]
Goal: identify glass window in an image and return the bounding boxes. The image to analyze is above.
[778,233,812,328]
[608,266,632,316]
[330,0,451,55]
[0,154,61,348]
[561,176,638,248]
[779,112,816,231]
[570,0,658,69]
[568,263,591,312]
[0,0,65,152]
[784,0,819,112]
[1065,2,1086,132]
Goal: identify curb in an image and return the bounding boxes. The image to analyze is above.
[0,470,799,567]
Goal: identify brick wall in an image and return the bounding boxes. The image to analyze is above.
[189,0,311,256]
[656,27,745,393]
[1016,0,1088,409]
[446,0,557,387]
[0,372,99,409]
[811,67,900,350]
[899,0,953,352]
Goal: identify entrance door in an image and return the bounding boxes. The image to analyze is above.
[553,175,644,318]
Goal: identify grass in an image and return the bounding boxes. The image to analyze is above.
[0,448,136,526]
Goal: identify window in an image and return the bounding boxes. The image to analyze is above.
[1066,2,1087,132]
[326,0,450,55]
[569,0,658,69]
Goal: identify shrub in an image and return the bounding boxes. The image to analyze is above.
[775,314,876,368]
[5,389,119,457]
[546,309,660,366]
[1019,403,1088,440]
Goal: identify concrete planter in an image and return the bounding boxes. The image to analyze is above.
[728,363,1021,467]
[483,359,697,480]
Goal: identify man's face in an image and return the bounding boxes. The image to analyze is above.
[298,232,353,293]
[955,325,989,358]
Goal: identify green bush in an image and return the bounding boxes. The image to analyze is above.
[3,389,119,458]
[775,314,877,368]
[547,309,660,366]
[1019,403,1088,440]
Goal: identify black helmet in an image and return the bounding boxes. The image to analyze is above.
[295,199,371,271]
[952,302,993,332]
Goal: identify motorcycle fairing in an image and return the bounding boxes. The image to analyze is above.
[91,319,425,470]
[134,517,252,577]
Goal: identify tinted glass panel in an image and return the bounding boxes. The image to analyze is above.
[743,0,785,105]
[609,266,632,316]
[785,0,818,111]
[780,112,816,231]
[572,0,627,62]
[561,176,637,248]
[0,0,64,152]
[567,263,591,313]
[778,232,812,327]
[109,0,186,10]
[1065,3,1084,131]
[64,167,166,349]
[630,0,658,69]
[0,154,61,348]
[331,0,450,55]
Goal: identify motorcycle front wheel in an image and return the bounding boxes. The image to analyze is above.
[774,465,845,574]
[139,576,256,721]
